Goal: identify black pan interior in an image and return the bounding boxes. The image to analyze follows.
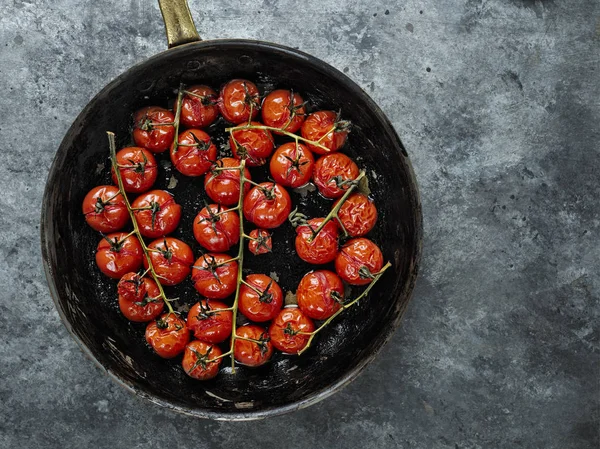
[41,40,422,419]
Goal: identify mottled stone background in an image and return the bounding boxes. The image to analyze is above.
[0,0,598,447]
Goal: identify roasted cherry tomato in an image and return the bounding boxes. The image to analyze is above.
[111,147,158,193]
[95,233,143,279]
[118,274,164,322]
[193,204,240,252]
[243,182,292,229]
[131,190,181,238]
[171,129,217,177]
[335,238,384,285]
[238,274,283,322]
[269,307,315,354]
[182,340,223,380]
[248,229,272,255]
[296,270,344,320]
[144,238,193,286]
[269,142,315,188]
[177,85,219,128]
[334,193,377,237]
[313,153,360,199]
[261,89,306,133]
[300,110,349,155]
[145,313,190,359]
[219,79,260,124]
[82,185,129,233]
[233,325,273,367]
[229,121,274,167]
[133,106,175,153]
[204,157,252,206]
[187,299,232,344]
[191,253,238,299]
[295,218,339,264]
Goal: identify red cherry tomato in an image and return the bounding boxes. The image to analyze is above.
[269,142,315,188]
[204,157,252,206]
[177,85,219,128]
[243,182,292,229]
[238,274,283,322]
[182,340,223,380]
[248,229,272,255]
[82,185,129,233]
[131,190,181,238]
[219,79,260,124]
[300,110,349,155]
[261,89,306,133]
[233,325,273,367]
[111,147,158,193]
[133,106,175,153]
[145,313,190,359]
[229,121,274,167]
[144,238,193,286]
[313,153,360,199]
[334,193,377,237]
[187,300,232,344]
[170,129,217,176]
[296,270,344,320]
[335,238,384,285]
[193,204,240,252]
[118,274,164,322]
[191,253,238,299]
[95,233,143,279]
[269,307,315,354]
[295,218,339,264]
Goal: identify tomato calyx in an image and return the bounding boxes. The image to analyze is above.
[283,153,309,178]
[330,290,344,304]
[156,238,173,261]
[184,90,218,106]
[199,202,223,235]
[188,346,213,372]
[358,265,377,280]
[242,81,261,111]
[195,301,218,320]
[190,132,213,152]
[197,254,224,284]
[257,279,274,304]
[118,273,144,296]
[156,318,169,329]
[283,322,299,336]
[93,191,120,214]
[331,174,359,189]
[333,110,352,133]
[259,183,277,201]
[134,295,161,307]
[251,231,272,253]
[148,201,161,230]
[102,234,125,252]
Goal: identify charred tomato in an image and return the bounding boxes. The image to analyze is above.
[82,185,129,233]
[131,190,181,238]
[144,238,194,286]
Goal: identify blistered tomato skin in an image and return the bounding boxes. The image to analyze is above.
[204,157,252,206]
[248,229,272,255]
[118,275,164,322]
[145,314,190,359]
[171,129,217,177]
[233,325,273,367]
[177,85,219,129]
[131,190,182,239]
[182,340,223,380]
[269,142,315,188]
[335,238,384,286]
[187,300,233,343]
[261,89,306,134]
[296,270,344,320]
[219,79,260,124]
[193,204,240,252]
[82,185,129,233]
[95,233,143,279]
[229,121,274,167]
[295,218,340,265]
[238,274,283,322]
[191,253,238,299]
[143,238,194,286]
[133,106,175,153]
[313,153,360,199]
[111,147,158,194]
[334,193,378,237]
[300,110,349,155]
[269,307,315,354]
[243,182,292,229]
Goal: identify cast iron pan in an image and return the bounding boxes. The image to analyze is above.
[40,0,422,420]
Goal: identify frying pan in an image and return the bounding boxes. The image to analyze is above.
[40,0,422,420]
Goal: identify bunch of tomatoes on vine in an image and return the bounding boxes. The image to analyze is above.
[82,78,391,380]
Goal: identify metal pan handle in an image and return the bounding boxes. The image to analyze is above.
[158,0,201,48]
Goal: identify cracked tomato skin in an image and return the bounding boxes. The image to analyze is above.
[248,229,272,255]
[300,110,348,155]
[335,237,384,286]
[111,147,158,194]
[133,106,175,153]
[182,340,223,380]
[118,275,164,322]
[296,270,344,320]
[313,153,359,199]
[269,307,315,354]
[334,193,377,237]
[143,238,193,286]
[295,218,339,265]
[170,129,217,177]
[204,157,252,206]
[238,274,283,322]
[219,79,260,124]
[233,325,273,367]
[177,85,219,128]
[269,142,315,188]
[82,185,129,233]
[131,190,181,238]
[191,253,238,299]
[95,233,143,279]
[261,89,306,134]
[243,182,292,229]
[229,121,274,167]
[193,204,240,252]
[187,300,233,344]
[145,313,190,359]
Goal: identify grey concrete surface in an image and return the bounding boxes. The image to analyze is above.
[0,0,598,447]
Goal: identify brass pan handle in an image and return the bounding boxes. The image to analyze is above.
[158,0,201,48]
